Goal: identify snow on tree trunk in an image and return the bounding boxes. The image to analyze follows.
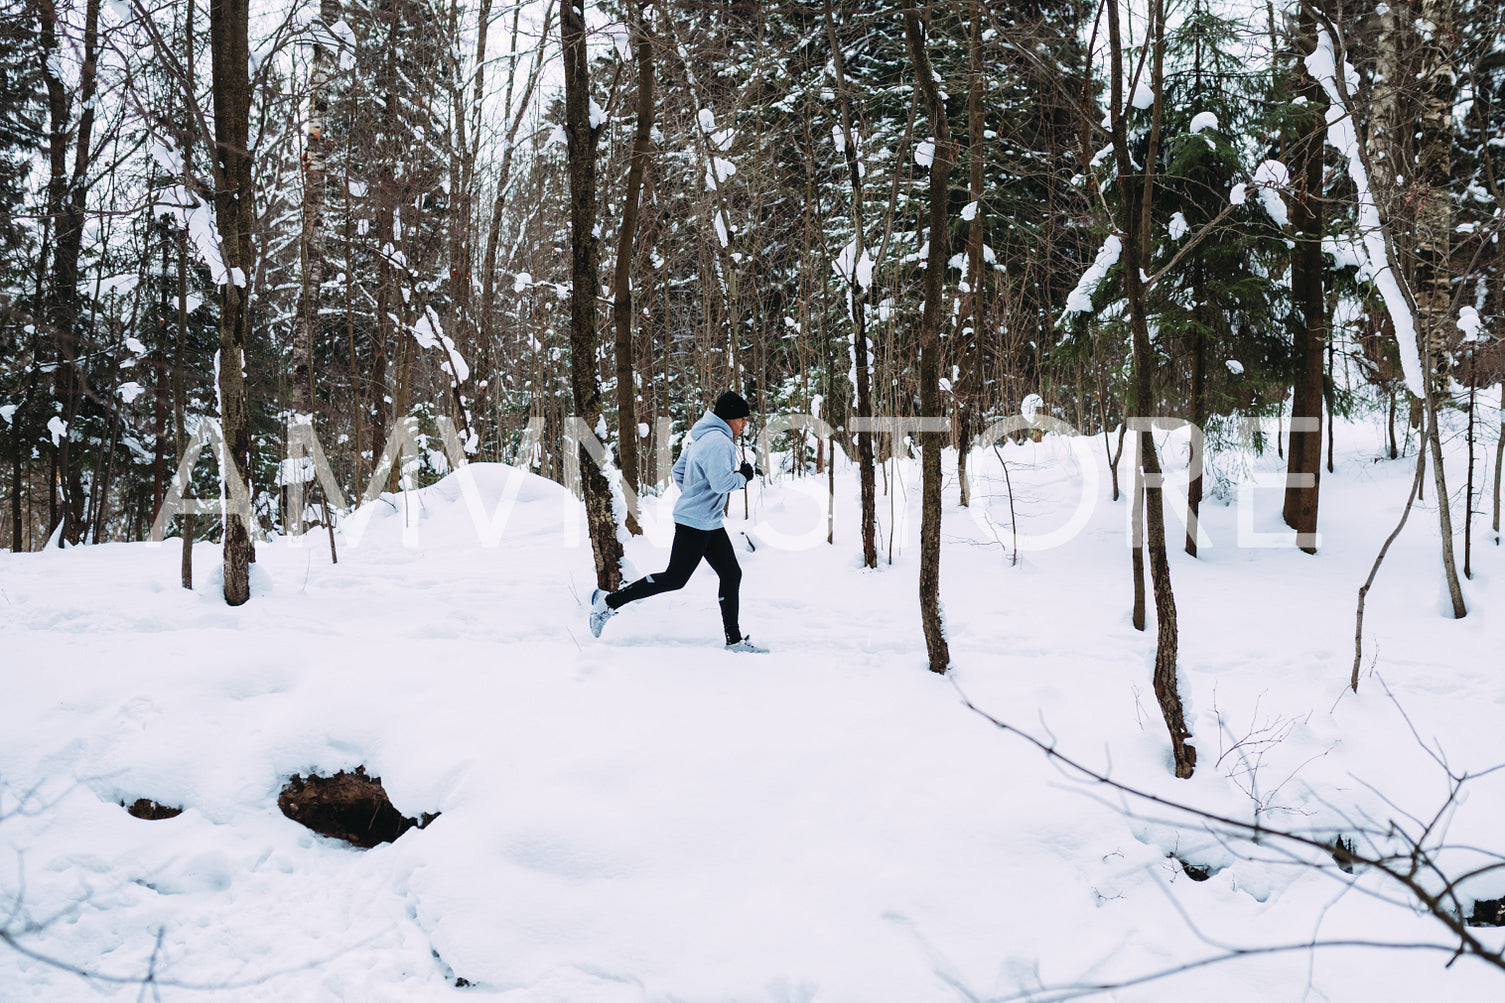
[1304,26,1425,399]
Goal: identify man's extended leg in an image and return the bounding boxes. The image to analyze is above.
[702,528,743,644]
[607,524,709,608]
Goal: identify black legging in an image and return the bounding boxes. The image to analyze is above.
[606,524,742,643]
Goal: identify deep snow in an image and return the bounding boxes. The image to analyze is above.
[2,412,1503,1001]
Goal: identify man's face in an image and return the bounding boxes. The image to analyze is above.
[728,417,748,437]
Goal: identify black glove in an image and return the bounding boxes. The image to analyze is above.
[739,461,756,482]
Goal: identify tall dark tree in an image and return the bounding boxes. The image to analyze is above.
[609,0,655,537]
[823,0,878,567]
[1106,0,1195,778]
[903,4,952,676]
[210,0,256,604]
[38,0,102,546]
[564,0,624,590]
[1282,3,1329,554]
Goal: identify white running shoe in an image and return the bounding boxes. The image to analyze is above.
[724,635,769,654]
[589,589,616,638]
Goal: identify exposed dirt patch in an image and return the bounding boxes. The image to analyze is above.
[278,767,435,848]
[121,799,183,820]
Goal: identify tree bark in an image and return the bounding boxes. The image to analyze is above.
[609,1,654,537]
[1186,321,1205,557]
[38,0,101,546]
[210,0,256,605]
[1132,457,1145,631]
[1282,4,1326,555]
[291,0,340,557]
[177,213,194,588]
[1464,376,1475,578]
[1412,0,1466,617]
[1424,358,1467,617]
[563,0,624,590]
[177,0,195,586]
[824,0,877,567]
[1108,0,1194,777]
[479,1,554,366]
[154,223,170,517]
[958,0,984,511]
[1494,382,1503,539]
[292,0,338,421]
[9,414,21,550]
[903,5,951,675]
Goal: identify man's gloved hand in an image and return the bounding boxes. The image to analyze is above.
[739,460,756,482]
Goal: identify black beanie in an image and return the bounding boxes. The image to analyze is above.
[712,390,751,421]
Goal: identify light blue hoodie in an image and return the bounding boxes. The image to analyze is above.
[671,411,747,530]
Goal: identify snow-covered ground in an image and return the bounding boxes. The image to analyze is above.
[2,412,1503,1001]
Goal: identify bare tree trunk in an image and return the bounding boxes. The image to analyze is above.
[1464,376,1475,578]
[292,0,337,421]
[1411,0,1466,617]
[824,0,877,568]
[903,4,951,676]
[176,0,195,582]
[177,214,194,588]
[1424,360,1467,617]
[1132,457,1145,631]
[480,2,554,355]
[1108,0,1194,777]
[8,358,26,548]
[38,0,101,546]
[1283,4,1326,555]
[1186,304,1205,557]
[1494,382,1503,540]
[290,0,339,558]
[609,0,654,537]
[1387,389,1399,459]
[154,223,170,516]
[374,198,395,489]
[958,0,983,510]
[1325,334,1336,474]
[563,0,624,590]
[210,0,255,605]
[1108,418,1126,501]
[9,409,21,550]
[444,0,485,421]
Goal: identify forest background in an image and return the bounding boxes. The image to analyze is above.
[2,0,1503,663]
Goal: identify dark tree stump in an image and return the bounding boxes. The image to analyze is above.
[1468,897,1505,927]
[278,767,428,848]
[121,799,183,820]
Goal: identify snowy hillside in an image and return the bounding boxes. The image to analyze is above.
[2,417,1502,1001]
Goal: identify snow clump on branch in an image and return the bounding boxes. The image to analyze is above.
[1062,235,1122,316]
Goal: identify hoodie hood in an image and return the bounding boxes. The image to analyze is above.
[688,410,733,443]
